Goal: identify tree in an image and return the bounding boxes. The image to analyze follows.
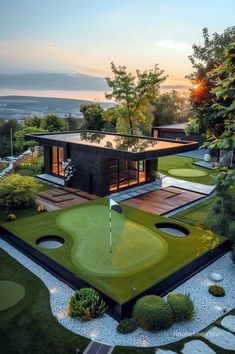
[65,113,81,131]
[23,115,42,128]
[206,42,235,151]
[80,103,106,131]
[14,127,47,152]
[186,26,235,140]
[41,113,69,132]
[104,62,166,135]
[153,90,189,127]
[0,119,21,156]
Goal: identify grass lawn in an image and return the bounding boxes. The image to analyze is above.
[171,196,218,227]
[3,198,224,304]
[0,249,89,354]
[158,155,214,185]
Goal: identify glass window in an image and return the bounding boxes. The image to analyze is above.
[51,146,64,176]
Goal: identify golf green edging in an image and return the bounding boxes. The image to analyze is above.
[158,155,214,185]
[2,198,225,305]
[0,280,25,311]
[168,168,207,178]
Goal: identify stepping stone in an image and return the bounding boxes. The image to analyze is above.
[221,315,235,333]
[155,350,177,354]
[209,272,223,282]
[182,340,215,354]
[204,326,235,351]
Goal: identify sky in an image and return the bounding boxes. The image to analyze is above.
[0,0,234,88]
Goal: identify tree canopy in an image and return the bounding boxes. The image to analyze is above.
[186,26,235,139]
[104,62,166,135]
[41,113,69,132]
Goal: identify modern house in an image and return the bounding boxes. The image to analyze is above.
[152,123,205,146]
[26,131,198,196]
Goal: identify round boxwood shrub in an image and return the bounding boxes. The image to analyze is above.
[133,295,173,331]
[68,287,108,321]
[116,318,138,334]
[208,285,225,297]
[0,174,40,210]
[167,293,195,321]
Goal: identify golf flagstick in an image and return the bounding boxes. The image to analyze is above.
[109,198,122,254]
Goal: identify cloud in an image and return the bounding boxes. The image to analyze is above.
[156,39,191,50]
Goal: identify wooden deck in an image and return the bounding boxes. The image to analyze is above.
[36,187,99,211]
[122,186,206,215]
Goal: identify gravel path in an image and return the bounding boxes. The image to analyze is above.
[0,238,234,347]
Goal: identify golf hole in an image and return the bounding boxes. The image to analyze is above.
[36,235,64,249]
[155,223,189,237]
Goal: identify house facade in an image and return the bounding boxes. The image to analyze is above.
[26,131,198,196]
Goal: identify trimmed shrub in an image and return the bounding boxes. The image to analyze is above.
[7,213,16,221]
[208,285,225,297]
[116,318,138,334]
[167,293,195,321]
[68,288,107,321]
[0,174,40,210]
[37,204,45,213]
[133,295,173,331]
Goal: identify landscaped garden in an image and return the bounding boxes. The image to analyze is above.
[3,198,225,304]
[158,155,214,185]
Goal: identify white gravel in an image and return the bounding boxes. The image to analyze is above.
[0,238,234,347]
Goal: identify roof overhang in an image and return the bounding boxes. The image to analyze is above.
[26,130,199,161]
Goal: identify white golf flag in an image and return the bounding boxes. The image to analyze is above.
[109,198,119,209]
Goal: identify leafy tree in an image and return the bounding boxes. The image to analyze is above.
[153,90,189,127]
[14,127,47,152]
[65,113,81,131]
[206,42,235,151]
[80,103,106,131]
[41,113,69,132]
[0,174,40,210]
[23,115,42,128]
[0,119,21,156]
[104,62,166,135]
[186,26,235,140]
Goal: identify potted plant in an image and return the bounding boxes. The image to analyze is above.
[150,170,162,186]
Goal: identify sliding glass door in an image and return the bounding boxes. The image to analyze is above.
[51,146,64,176]
[109,159,146,192]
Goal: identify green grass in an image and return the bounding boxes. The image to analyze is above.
[0,249,89,354]
[3,198,225,303]
[158,155,214,185]
[0,162,7,172]
[171,196,218,227]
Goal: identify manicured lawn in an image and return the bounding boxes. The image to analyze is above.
[158,155,214,185]
[0,249,89,354]
[3,198,224,303]
[171,196,218,227]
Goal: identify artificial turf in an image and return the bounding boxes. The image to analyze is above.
[3,198,225,304]
[158,155,214,185]
[0,249,89,354]
[171,196,218,227]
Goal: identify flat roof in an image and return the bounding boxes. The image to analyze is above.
[26,130,198,159]
[153,123,188,130]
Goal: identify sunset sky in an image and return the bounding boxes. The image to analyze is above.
[0,0,235,87]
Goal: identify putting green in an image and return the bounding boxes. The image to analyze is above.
[168,168,207,177]
[57,204,168,276]
[0,280,25,311]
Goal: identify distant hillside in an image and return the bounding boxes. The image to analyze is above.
[0,73,109,91]
[0,95,113,119]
